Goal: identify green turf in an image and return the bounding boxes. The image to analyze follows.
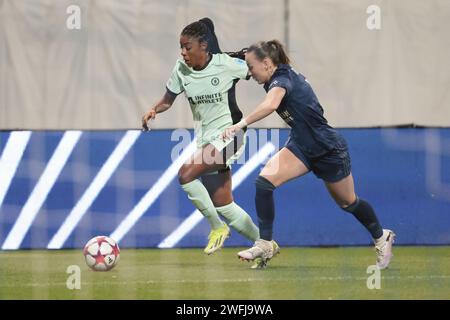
[1,246,449,299]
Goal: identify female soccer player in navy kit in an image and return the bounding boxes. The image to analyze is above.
[223,40,395,269]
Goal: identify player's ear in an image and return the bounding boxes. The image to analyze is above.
[263,57,271,71]
[200,40,208,52]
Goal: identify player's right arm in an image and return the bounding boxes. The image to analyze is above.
[142,61,184,131]
[142,90,177,131]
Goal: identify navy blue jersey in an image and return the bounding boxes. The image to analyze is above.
[264,64,346,157]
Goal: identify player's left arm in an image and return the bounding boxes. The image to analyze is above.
[222,87,285,140]
[243,87,285,125]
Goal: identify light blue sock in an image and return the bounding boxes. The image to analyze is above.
[216,202,259,241]
[181,179,224,230]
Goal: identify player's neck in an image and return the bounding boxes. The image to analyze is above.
[194,53,212,71]
[268,65,277,78]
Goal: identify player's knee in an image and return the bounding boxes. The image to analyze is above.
[255,175,276,194]
[211,195,233,207]
[178,166,194,185]
[341,196,359,213]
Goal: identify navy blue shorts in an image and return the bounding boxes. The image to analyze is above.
[284,137,351,183]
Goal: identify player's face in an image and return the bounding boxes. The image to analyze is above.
[245,51,271,84]
[180,35,208,69]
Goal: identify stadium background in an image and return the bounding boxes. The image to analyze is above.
[1,0,449,251]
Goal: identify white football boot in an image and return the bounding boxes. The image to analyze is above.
[251,240,280,269]
[374,229,396,269]
[238,239,274,263]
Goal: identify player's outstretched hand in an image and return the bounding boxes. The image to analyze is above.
[142,109,156,131]
[221,124,240,141]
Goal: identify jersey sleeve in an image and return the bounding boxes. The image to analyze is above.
[223,54,249,80]
[166,61,184,95]
[267,74,292,95]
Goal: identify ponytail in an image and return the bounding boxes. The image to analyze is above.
[266,40,290,65]
[225,48,248,60]
[198,18,221,54]
[247,40,290,65]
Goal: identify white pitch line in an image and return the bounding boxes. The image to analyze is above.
[2,131,82,250]
[0,131,31,208]
[109,139,198,243]
[158,142,275,248]
[5,274,450,288]
[47,130,141,249]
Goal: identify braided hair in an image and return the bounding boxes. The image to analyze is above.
[198,18,221,54]
[181,18,221,54]
[181,18,247,59]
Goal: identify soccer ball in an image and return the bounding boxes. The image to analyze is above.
[83,236,120,271]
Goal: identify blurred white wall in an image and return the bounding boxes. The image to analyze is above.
[0,0,449,129]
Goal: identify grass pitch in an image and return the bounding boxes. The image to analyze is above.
[1,246,449,299]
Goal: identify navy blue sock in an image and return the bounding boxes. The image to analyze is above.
[343,197,383,239]
[255,176,276,241]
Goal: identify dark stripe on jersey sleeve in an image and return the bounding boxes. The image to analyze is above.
[165,87,182,97]
[227,79,243,124]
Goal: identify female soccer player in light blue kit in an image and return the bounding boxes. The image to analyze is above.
[223,40,395,269]
[142,20,276,267]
